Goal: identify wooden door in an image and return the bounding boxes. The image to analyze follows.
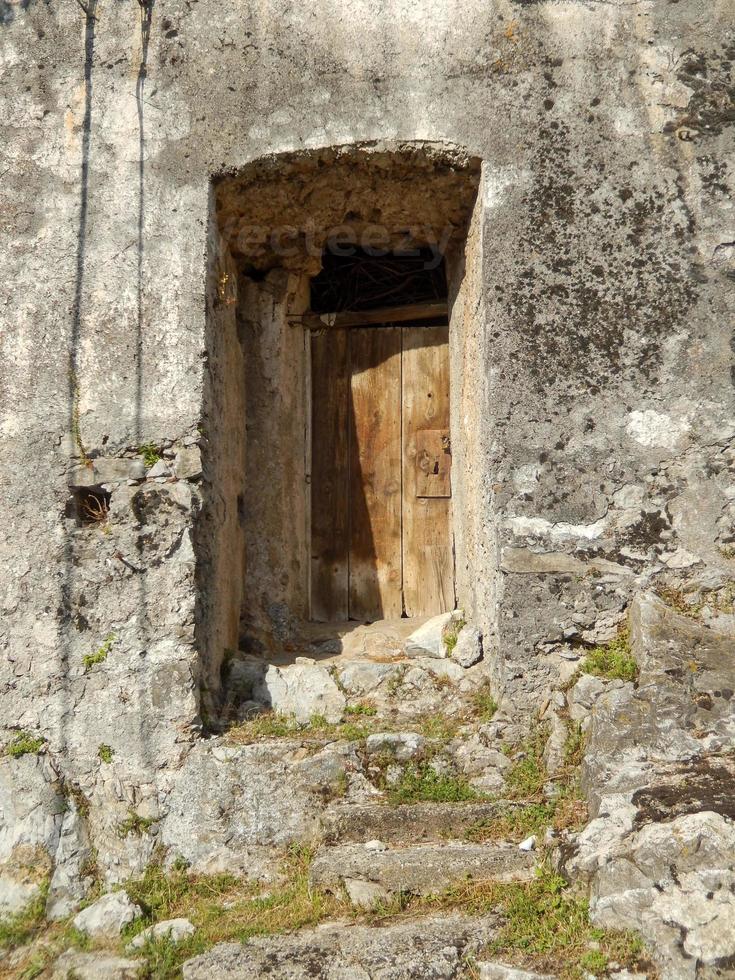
[401,325,452,616]
[311,323,452,621]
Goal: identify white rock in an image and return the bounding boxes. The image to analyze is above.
[365,732,425,761]
[336,661,393,695]
[52,951,140,979]
[518,835,536,852]
[626,409,690,450]
[0,755,64,915]
[128,917,196,950]
[364,840,388,852]
[73,891,142,938]
[252,660,346,723]
[479,962,554,979]
[343,877,390,908]
[146,459,171,478]
[451,624,483,667]
[405,612,454,658]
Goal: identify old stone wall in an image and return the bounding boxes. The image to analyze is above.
[0,0,733,917]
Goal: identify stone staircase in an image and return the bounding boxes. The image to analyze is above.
[312,799,537,906]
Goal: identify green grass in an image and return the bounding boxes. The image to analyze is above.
[442,617,466,654]
[483,868,646,979]
[581,629,638,683]
[83,634,115,672]
[387,763,481,804]
[98,743,114,764]
[419,714,462,740]
[226,712,369,744]
[6,731,45,758]
[463,802,556,843]
[505,726,549,799]
[471,683,498,722]
[117,811,156,838]
[563,722,585,769]
[125,847,342,979]
[344,702,377,717]
[140,443,162,468]
[365,869,648,979]
[0,882,48,951]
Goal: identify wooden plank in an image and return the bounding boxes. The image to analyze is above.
[348,327,403,621]
[416,428,452,497]
[310,329,349,621]
[300,301,448,331]
[401,324,453,617]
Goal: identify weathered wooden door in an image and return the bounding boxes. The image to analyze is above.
[311,323,452,621]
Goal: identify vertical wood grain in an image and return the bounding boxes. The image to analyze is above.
[310,330,349,621]
[349,327,403,620]
[402,324,453,617]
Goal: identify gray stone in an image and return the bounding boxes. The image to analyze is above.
[322,801,535,845]
[251,659,346,723]
[52,951,141,980]
[309,841,535,896]
[174,446,203,480]
[159,740,345,875]
[365,732,425,761]
[335,661,394,696]
[73,891,142,938]
[451,624,483,667]
[183,915,499,979]
[343,877,389,908]
[68,458,145,486]
[146,459,171,478]
[128,916,196,949]
[405,612,454,658]
[0,754,64,915]
[479,964,554,980]
[46,798,95,920]
[569,594,735,979]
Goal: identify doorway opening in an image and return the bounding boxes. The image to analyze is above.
[199,143,486,708]
[309,247,453,622]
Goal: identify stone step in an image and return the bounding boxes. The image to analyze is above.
[322,800,535,844]
[309,840,536,905]
[182,913,499,979]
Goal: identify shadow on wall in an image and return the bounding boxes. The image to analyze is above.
[60,0,157,776]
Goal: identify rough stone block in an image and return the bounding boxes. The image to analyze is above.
[73,891,142,938]
[451,624,483,667]
[252,659,346,723]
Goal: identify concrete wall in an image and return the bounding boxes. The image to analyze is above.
[1,0,733,889]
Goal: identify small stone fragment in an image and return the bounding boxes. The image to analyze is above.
[405,612,454,658]
[364,839,388,852]
[52,951,140,979]
[518,835,536,852]
[174,446,202,480]
[343,877,390,908]
[451,625,483,668]
[478,962,555,979]
[146,459,171,478]
[73,891,142,938]
[128,917,196,950]
[365,732,425,761]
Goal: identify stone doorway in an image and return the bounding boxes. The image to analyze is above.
[199,143,485,711]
